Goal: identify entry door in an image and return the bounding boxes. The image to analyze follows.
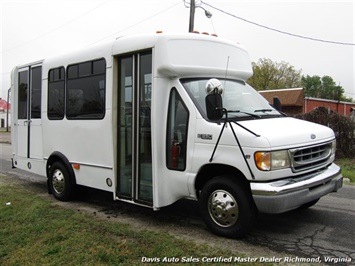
[16,65,42,159]
[118,52,153,204]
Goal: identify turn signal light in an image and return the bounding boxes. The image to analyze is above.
[72,163,80,170]
[254,152,271,171]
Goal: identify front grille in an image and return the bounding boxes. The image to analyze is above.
[289,143,332,172]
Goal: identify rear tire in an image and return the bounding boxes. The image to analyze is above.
[199,176,256,238]
[48,161,74,201]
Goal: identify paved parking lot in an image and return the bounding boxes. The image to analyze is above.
[0,131,11,144]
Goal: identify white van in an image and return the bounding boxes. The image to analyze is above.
[11,33,343,238]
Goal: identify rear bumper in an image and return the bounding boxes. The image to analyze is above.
[251,163,343,213]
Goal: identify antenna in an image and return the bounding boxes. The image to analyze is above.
[224,56,230,87]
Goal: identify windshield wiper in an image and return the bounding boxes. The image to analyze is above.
[228,110,261,118]
[254,109,273,113]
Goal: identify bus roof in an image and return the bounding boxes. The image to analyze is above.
[113,33,253,80]
[14,33,253,81]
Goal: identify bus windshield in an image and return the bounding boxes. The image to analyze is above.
[181,78,282,120]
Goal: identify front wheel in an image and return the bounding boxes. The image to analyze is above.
[48,162,75,201]
[199,177,256,238]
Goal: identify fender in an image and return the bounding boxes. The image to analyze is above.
[46,151,76,185]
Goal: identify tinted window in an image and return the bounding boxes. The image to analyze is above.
[48,67,65,120]
[67,65,78,79]
[93,59,106,74]
[66,59,106,119]
[79,62,91,76]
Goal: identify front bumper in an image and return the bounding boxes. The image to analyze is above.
[251,163,343,213]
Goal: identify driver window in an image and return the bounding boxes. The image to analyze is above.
[166,88,189,171]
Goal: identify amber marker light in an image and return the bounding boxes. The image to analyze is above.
[254,152,271,171]
[72,163,80,170]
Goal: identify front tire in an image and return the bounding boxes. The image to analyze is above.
[199,176,256,238]
[48,162,74,201]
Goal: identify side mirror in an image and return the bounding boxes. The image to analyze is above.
[205,79,224,120]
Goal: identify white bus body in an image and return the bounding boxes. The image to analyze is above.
[11,33,343,238]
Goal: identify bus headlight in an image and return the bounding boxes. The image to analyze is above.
[254,150,290,171]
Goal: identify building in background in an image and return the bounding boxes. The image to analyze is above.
[259,88,355,116]
[259,88,304,115]
[0,98,11,129]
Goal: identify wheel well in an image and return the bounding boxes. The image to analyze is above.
[46,152,76,185]
[195,164,250,198]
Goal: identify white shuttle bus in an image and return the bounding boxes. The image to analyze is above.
[11,33,343,238]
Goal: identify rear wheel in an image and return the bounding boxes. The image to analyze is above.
[199,176,256,238]
[48,161,74,201]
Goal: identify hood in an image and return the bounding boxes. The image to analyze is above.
[239,117,335,148]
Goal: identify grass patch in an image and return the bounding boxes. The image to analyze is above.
[0,179,261,266]
[336,158,355,184]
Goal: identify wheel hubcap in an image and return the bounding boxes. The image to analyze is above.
[208,190,238,227]
[52,169,65,195]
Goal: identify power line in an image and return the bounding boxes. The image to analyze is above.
[89,1,182,46]
[202,1,355,46]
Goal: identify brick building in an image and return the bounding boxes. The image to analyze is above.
[0,98,11,128]
[259,88,355,116]
[304,97,355,116]
[259,88,304,115]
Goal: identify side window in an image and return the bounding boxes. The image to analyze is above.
[31,66,42,119]
[66,58,106,119]
[48,67,65,120]
[166,88,189,171]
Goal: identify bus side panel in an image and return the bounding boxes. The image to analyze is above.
[42,112,115,193]
[12,157,47,177]
[42,57,115,193]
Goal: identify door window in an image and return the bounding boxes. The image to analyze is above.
[18,71,28,119]
[118,56,133,196]
[166,88,189,171]
[31,66,42,119]
[118,51,153,202]
[138,53,152,200]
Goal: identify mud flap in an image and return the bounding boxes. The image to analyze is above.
[47,179,52,194]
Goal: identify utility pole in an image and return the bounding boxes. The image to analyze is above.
[188,0,195,32]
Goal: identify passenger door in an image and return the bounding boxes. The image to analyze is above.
[15,65,43,159]
[117,51,153,204]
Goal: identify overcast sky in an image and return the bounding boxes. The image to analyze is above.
[1,0,354,100]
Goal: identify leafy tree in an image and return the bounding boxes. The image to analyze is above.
[301,75,322,97]
[302,75,345,101]
[247,58,302,90]
[341,95,354,103]
[248,58,353,102]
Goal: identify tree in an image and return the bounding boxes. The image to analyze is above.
[247,58,302,90]
[302,75,345,101]
[300,75,321,97]
[248,58,353,102]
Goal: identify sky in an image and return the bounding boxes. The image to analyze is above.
[1,0,354,100]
